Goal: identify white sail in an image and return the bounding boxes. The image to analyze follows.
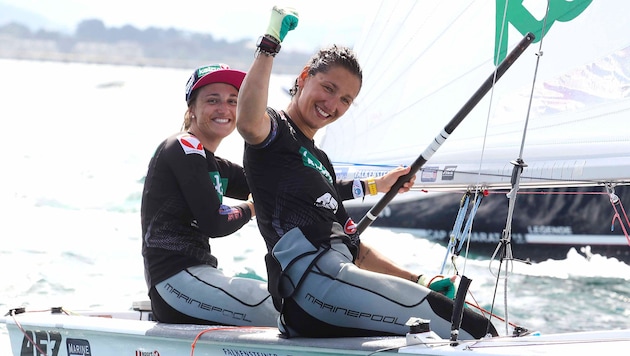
[320,0,630,190]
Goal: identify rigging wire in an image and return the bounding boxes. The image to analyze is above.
[606,184,630,245]
[487,0,552,336]
[357,1,472,106]
[355,0,423,101]
[439,0,516,282]
[436,0,517,334]
[342,1,483,159]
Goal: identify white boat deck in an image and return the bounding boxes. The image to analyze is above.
[3,310,630,356]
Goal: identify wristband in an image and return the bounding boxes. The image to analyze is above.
[367,177,378,196]
[352,179,364,199]
[416,274,428,286]
[256,35,281,57]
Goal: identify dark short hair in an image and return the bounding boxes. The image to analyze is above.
[289,45,363,96]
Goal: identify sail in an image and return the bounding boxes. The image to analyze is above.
[319,0,630,190]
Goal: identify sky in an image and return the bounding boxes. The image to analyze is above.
[1,0,377,52]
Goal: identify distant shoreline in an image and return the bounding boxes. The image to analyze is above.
[0,51,231,71]
[0,36,309,74]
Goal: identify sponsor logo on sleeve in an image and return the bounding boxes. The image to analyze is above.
[219,204,244,221]
[315,192,339,213]
[344,218,357,235]
[209,172,227,203]
[177,134,206,158]
[352,179,364,199]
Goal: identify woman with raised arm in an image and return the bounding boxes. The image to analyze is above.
[236,7,497,339]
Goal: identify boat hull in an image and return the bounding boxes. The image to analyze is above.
[3,309,630,356]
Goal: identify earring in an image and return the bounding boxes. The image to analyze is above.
[191,115,196,119]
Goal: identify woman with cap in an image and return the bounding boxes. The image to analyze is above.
[141,63,278,326]
[236,7,498,339]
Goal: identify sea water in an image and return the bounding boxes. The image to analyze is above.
[1,59,629,354]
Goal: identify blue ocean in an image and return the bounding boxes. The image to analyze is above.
[1,58,629,353]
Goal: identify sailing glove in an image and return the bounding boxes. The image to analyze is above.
[418,275,457,299]
[266,6,299,42]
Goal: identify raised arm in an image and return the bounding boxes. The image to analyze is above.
[237,6,298,145]
[236,51,273,145]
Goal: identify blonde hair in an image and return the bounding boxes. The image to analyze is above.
[181,109,193,131]
[181,87,202,131]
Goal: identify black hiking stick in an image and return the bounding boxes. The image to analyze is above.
[356,32,536,234]
[450,275,472,345]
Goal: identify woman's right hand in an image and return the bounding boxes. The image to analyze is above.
[266,6,299,42]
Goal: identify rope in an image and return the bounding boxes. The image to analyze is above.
[457,192,485,253]
[7,308,51,356]
[441,193,470,273]
[441,190,486,275]
[190,326,272,356]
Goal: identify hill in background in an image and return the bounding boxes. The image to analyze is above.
[0,5,310,74]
